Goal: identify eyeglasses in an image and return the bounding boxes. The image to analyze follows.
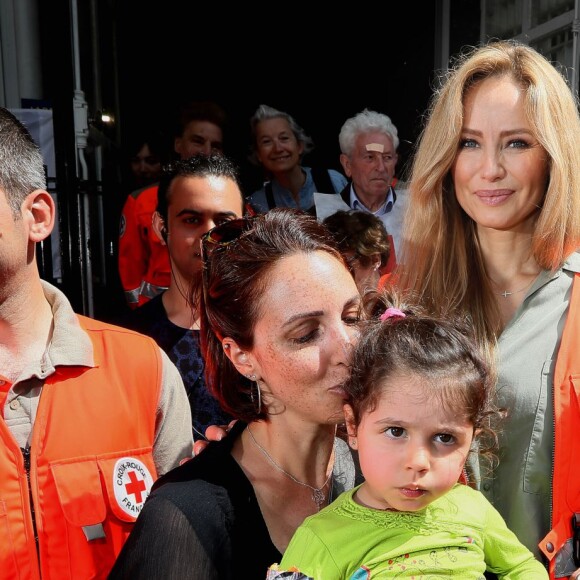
[200,217,258,289]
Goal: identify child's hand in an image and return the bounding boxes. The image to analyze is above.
[266,564,314,579]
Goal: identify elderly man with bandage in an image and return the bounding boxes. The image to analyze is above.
[314,109,405,273]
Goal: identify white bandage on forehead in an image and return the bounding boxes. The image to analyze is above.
[365,143,384,153]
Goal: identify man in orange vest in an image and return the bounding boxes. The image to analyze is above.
[0,108,194,579]
[118,100,228,309]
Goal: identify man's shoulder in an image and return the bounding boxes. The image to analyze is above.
[129,183,159,201]
[72,314,165,384]
[327,168,348,185]
[77,313,161,348]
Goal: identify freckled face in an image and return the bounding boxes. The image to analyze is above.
[249,251,361,424]
[351,374,473,512]
[451,75,549,234]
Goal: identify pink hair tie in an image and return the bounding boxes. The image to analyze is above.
[380,307,406,322]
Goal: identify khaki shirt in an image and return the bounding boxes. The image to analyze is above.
[3,281,193,475]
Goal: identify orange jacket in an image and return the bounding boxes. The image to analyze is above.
[381,234,397,275]
[118,185,170,308]
[0,316,162,579]
[538,272,580,579]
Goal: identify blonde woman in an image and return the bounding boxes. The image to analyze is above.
[397,40,580,579]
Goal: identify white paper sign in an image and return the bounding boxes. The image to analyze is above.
[313,192,350,222]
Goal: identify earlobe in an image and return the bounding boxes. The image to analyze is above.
[27,190,55,243]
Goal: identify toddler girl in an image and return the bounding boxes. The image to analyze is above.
[274,301,547,579]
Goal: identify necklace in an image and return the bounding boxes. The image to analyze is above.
[494,276,535,298]
[246,425,334,511]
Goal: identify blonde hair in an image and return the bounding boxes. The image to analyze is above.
[398,40,580,350]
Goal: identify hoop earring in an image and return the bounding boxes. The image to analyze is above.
[247,374,261,413]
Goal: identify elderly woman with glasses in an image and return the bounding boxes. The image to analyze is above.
[109,208,362,579]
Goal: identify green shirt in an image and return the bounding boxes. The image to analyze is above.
[279,483,547,579]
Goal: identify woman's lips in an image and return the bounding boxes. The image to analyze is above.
[474,189,514,206]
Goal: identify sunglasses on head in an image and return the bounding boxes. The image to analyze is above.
[200,216,258,277]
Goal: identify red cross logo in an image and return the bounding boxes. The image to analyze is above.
[125,470,147,503]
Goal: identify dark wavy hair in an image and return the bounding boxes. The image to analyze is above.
[199,208,344,422]
[323,209,391,268]
[346,289,500,464]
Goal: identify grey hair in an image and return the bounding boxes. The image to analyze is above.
[339,109,399,156]
[248,104,314,165]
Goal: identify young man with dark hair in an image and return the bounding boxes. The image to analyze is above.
[120,154,245,438]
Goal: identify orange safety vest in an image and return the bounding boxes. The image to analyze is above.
[539,272,580,579]
[0,316,162,579]
[118,184,170,309]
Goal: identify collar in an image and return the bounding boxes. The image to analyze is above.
[563,250,580,274]
[350,184,396,216]
[525,251,580,296]
[40,280,95,371]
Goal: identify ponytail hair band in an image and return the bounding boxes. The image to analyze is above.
[380,307,406,322]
